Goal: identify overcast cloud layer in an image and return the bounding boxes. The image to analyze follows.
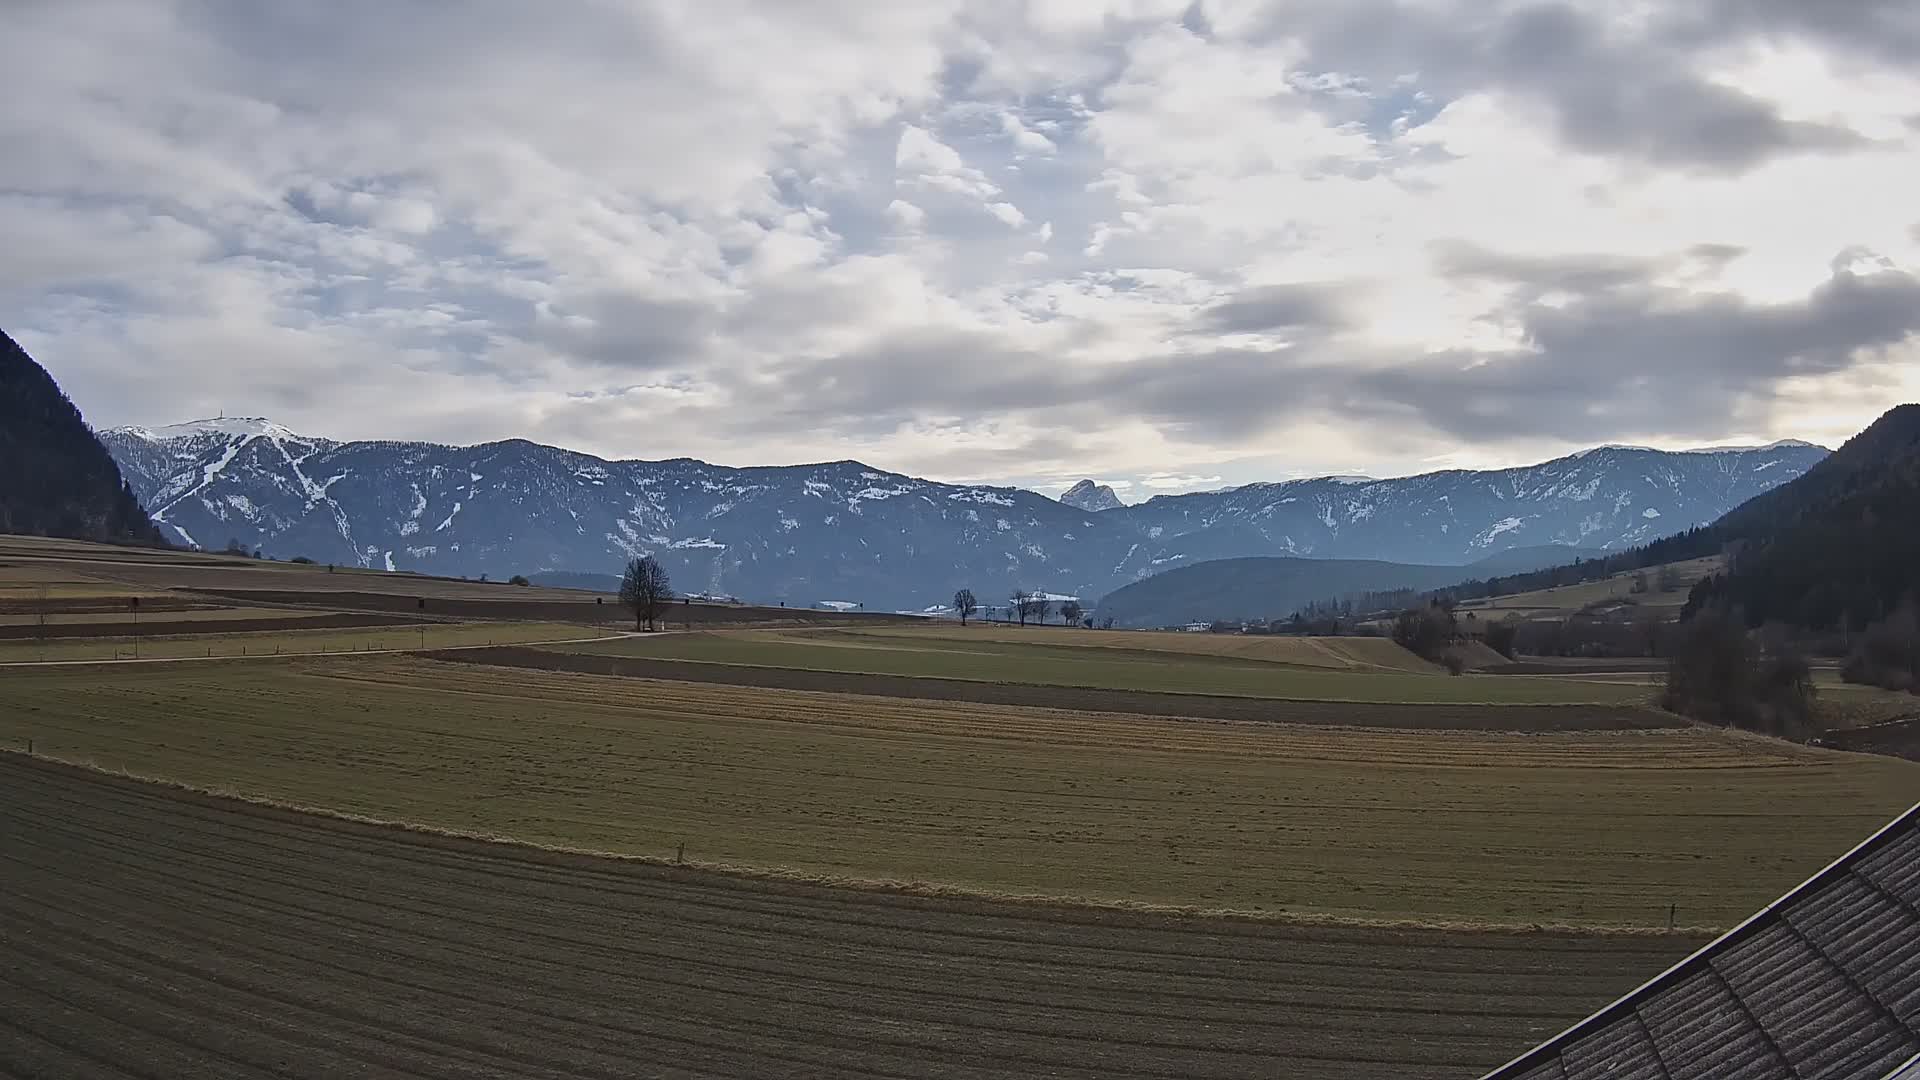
[5,0,1919,499]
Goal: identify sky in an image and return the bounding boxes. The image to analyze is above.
[4,1,1919,502]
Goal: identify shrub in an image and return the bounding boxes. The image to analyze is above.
[1484,620,1518,660]
[1661,608,1818,739]
[289,555,315,565]
[1391,605,1455,660]
[1842,606,1919,694]
[508,574,531,587]
[1440,651,1466,676]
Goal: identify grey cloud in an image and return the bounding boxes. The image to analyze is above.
[532,291,719,372]
[1688,243,1747,266]
[1351,262,1920,442]
[1253,0,1867,171]
[1433,241,1657,295]
[1668,0,1920,68]
[1197,283,1352,334]
[1035,256,1920,448]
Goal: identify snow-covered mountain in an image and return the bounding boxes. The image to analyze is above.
[101,418,1827,609]
[1059,480,1124,512]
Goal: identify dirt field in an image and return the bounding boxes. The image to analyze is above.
[547,631,1651,705]
[0,621,603,661]
[0,610,415,641]
[454,646,1682,732]
[6,656,1912,927]
[0,754,1706,1079]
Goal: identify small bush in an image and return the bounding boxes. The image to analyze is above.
[289,555,315,565]
[1440,651,1466,676]
[1484,620,1518,660]
[508,574,531,587]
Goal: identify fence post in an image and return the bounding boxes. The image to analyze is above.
[676,841,685,865]
[1668,903,1676,929]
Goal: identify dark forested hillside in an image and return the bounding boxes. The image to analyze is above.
[1686,404,1920,630]
[0,329,163,545]
[1094,556,1474,628]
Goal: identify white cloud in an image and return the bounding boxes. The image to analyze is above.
[885,198,928,231]
[985,201,1027,228]
[2,0,1916,499]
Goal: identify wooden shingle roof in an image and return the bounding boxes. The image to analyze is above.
[1486,805,1920,1080]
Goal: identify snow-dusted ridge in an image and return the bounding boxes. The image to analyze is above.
[101,418,1829,610]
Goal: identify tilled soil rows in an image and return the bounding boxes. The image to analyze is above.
[0,611,414,640]
[442,646,1684,731]
[0,754,1697,1080]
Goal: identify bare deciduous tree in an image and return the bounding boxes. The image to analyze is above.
[1033,595,1054,625]
[1010,590,1031,627]
[953,588,978,626]
[1060,600,1083,627]
[620,556,674,632]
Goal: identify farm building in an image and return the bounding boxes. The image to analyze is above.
[1486,803,1920,1079]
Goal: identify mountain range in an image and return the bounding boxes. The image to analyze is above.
[99,416,1828,611]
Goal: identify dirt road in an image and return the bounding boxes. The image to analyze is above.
[0,754,1696,1079]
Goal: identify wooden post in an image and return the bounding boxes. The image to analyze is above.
[1668,903,1676,929]
[676,841,685,865]
[25,738,33,756]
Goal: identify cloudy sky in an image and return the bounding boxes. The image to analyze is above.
[5,1,1919,500]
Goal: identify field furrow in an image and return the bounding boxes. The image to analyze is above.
[0,755,1702,1079]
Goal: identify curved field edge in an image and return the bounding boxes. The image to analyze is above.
[0,747,1718,938]
[463,646,1678,727]
[0,752,1712,1080]
[7,656,1913,930]
[539,631,1650,706]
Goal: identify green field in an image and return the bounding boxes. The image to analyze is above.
[4,655,1912,928]
[548,628,1652,705]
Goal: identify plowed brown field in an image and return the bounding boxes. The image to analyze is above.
[0,754,1700,1079]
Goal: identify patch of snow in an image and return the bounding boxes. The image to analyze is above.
[435,502,463,532]
[127,416,307,441]
[406,545,437,558]
[168,522,199,549]
[669,537,727,549]
[948,489,1014,507]
[818,600,860,611]
[383,551,396,572]
[1642,507,1661,519]
[1148,526,1163,539]
[853,484,913,501]
[1754,460,1780,472]
[779,515,801,531]
[1329,475,1376,485]
[224,493,257,519]
[470,472,483,483]
[996,517,1012,531]
[1475,516,1525,546]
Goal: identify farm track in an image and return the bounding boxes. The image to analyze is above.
[441,646,1684,731]
[0,754,1698,1080]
